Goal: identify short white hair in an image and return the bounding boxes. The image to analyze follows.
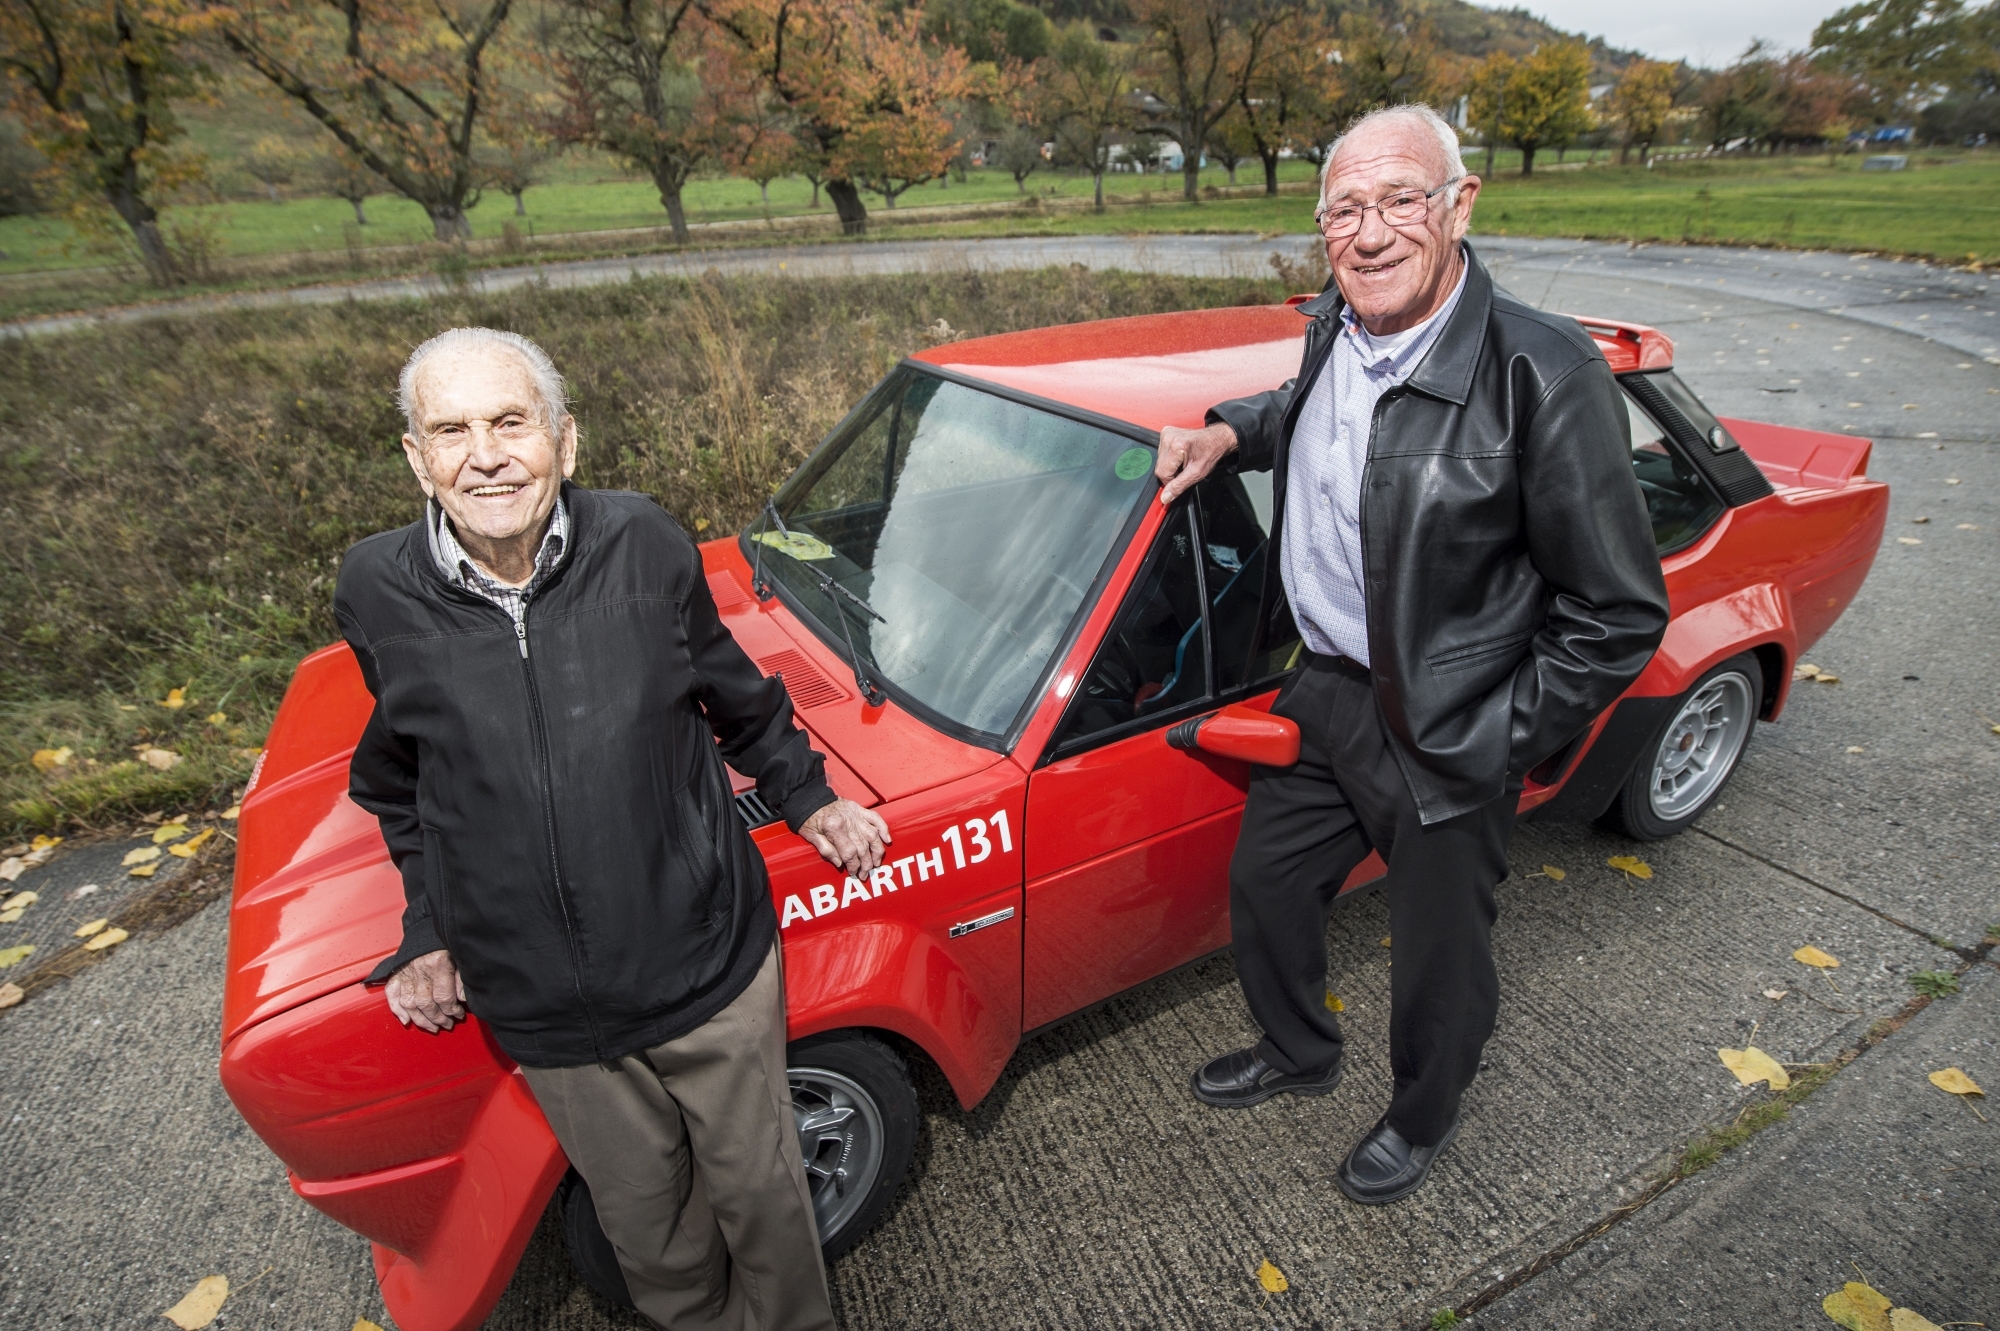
[398,327,568,437]
[1321,104,1468,207]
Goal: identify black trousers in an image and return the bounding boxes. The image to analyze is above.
[1229,652,1520,1148]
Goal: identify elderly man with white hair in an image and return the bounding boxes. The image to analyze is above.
[1157,105,1669,1203]
[335,327,890,1329]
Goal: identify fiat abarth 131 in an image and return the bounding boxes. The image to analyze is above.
[219,298,1888,1330]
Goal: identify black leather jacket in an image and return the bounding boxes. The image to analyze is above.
[336,485,836,1067]
[1208,245,1670,823]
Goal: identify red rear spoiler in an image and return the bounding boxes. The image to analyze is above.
[1723,418,1873,489]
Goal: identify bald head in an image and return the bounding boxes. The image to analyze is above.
[1322,105,1467,204]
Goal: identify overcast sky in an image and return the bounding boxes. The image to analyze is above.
[1482,0,1843,67]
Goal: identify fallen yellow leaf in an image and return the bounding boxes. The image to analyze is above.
[159,687,188,711]
[82,927,128,952]
[1889,1308,1945,1331]
[206,711,227,725]
[30,746,72,772]
[1542,864,1567,881]
[1379,935,1392,948]
[1718,1046,1791,1090]
[139,748,181,771]
[123,846,162,867]
[163,1275,228,1330]
[0,944,35,967]
[169,828,215,858]
[1324,992,1345,1012]
[3,891,38,910]
[0,981,21,1008]
[1824,1285,1892,1331]
[1763,988,1789,1000]
[1897,537,1923,545]
[1795,662,1822,680]
[1794,945,1840,968]
[1816,673,1841,685]
[1607,855,1654,880]
[74,917,108,938]
[694,517,711,531]
[0,857,24,882]
[353,1322,387,1331]
[1256,1259,1288,1293]
[221,805,241,820]
[29,834,60,853]
[1928,1067,1984,1097]
[129,862,158,878]
[153,822,190,844]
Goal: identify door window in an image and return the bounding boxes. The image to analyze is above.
[1198,472,1301,690]
[1622,388,1725,554]
[1055,507,1208,748]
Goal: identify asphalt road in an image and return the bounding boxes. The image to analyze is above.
[1,236,1995,1331]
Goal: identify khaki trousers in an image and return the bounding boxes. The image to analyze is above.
[521,944,834,1331]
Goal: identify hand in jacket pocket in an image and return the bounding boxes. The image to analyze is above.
[386,949,467,1032]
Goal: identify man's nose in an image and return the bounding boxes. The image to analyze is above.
[1353,205,1396,251]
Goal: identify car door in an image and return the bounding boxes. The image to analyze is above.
[1020,473,1301,1031]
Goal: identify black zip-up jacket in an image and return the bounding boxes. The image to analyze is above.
[336,484,837,1068]
[1208,245,1671,823]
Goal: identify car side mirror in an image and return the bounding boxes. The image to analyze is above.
[1164,703,1300,767]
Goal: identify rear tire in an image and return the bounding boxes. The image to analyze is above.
[1603,653,1761,841]
[558,1030,918,1304]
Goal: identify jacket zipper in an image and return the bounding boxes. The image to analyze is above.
[515,596,607,1059]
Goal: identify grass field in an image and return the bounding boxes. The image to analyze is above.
[0,267,1286,833]
[4,150,1995,323]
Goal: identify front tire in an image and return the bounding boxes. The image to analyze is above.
[558,1030,918,1306]
[1603,654,1761,841]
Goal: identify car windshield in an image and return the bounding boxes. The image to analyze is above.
[749,368,1155,743]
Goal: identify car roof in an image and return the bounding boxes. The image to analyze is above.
[911,302,1674,433]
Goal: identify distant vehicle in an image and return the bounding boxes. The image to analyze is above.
[1870,126,1914,144]
[220,300,1888,1331]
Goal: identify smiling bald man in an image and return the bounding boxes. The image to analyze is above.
[1156,106,1670,1204]
[336,328,890,1329]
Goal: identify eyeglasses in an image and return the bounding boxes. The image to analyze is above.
[419,413,546,450]
[1315,180,1460,239]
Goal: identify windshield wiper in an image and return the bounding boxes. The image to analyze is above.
[750,498,889,707]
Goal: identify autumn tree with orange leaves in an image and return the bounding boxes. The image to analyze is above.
[701,0,972,234]
[0,0,220,285]
[219,0,523,241]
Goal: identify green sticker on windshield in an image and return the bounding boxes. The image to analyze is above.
[1114,447,1153,481]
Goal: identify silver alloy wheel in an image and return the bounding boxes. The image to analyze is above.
[1647,670,1755,819]
[791,1065,885,1242]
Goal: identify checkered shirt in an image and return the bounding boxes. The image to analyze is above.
[427,494,570,634]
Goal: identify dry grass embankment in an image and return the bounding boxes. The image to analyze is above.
[0,267,1286,833]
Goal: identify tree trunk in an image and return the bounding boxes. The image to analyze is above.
[1484,140,1496,176]
[428,206,472,242]
[1182,155,1201,201]
[1016,173,1027,194]
[1262,150,1280,195]
[512,191,527,216]
[807,174,821,207]
[1619,141,1630,165]
[266,183,280,203]
[105,176,178,287]
[1520,144,1537,176]
[759,180,769,204]
[826,178,868,235]
[1093,169,1104,211]
[659,185,690,244]
[351,198,368,225]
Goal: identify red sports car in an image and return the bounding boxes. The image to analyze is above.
[219,301,1887,1331]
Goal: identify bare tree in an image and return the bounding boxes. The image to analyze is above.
[1133,0,1283,202]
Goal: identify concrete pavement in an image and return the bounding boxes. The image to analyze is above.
[0,236,1994,1330]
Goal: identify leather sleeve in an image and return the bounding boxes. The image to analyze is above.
[337,599,446,985]
[1508,356,1672,770]
[680,556,838,833]
[1204,380,1294,473]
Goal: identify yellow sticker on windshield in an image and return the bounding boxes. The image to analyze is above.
[753,530,834,561]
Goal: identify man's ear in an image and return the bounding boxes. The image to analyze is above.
[402,434,438,500]
[559,415,578,479]
[1449,176,1482,241]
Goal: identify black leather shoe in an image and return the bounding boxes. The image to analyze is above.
[1337,1114,1461,1205]
[1190,1047,1343,1108]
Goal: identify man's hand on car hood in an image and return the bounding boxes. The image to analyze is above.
[800,799,893,879]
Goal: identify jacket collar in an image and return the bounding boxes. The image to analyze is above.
[1292,241,1493,407]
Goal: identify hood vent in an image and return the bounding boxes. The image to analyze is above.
[733,789,779,829]
[759,649,847,710]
